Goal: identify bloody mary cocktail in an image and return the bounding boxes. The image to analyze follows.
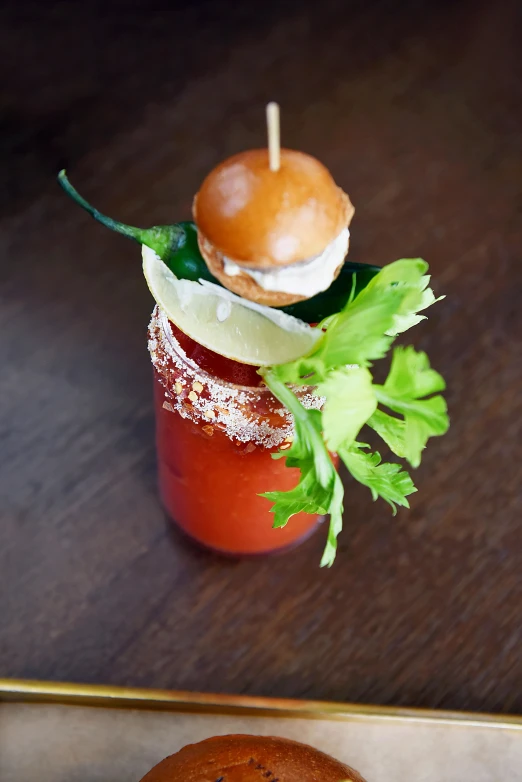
[58,104,449,568]
[149,306,325,555]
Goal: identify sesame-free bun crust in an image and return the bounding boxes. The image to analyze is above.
[139,734,367,782]
[193,149,354,268]
[198,229,349,307]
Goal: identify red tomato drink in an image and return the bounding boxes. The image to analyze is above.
[148,306,326,555]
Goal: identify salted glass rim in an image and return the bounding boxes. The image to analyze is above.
[150,306,323,448]
[158,307,280,398]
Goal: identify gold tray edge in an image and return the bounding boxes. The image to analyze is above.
[1,678,521,730]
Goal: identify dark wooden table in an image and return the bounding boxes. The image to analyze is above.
[2,0,521,714]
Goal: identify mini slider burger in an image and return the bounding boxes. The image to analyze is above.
[139,734,367,782]
[193,104,354,307]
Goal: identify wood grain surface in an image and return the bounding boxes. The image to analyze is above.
[1,0,521,714]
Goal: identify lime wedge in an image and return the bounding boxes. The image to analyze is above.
[142,246,321,366]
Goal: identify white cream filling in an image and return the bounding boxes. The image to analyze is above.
[222,227,350,297]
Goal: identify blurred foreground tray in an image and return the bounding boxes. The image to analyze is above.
[1,679,521,781]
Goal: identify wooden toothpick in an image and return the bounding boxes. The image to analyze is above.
[266,102,280,172]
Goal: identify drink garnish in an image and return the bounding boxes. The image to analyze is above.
[57,169,378,324]
[260,258,448,566]
[142,246,321,366]
[58,170,217,283]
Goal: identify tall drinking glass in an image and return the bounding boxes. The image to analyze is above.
[148,306,326,555]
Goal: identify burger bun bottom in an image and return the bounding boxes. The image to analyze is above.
[199,233,349,307]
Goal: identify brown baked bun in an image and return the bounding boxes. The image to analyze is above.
[139,734,367,782]
[193,149,354,306]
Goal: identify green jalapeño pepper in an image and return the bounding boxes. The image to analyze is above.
[58,170,380,323]
[58,171,216,283]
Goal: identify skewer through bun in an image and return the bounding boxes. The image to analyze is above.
[193,149,354,306]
